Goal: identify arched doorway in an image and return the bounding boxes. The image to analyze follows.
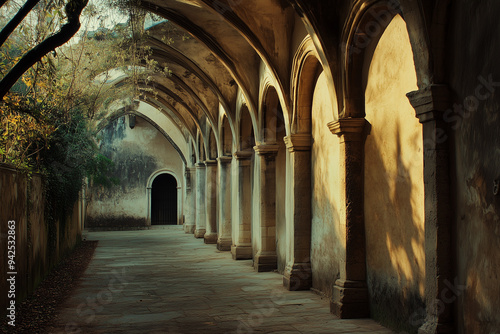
[151,174,178,225]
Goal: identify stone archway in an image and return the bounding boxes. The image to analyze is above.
[147,170,182,226]
[151,174,178,225]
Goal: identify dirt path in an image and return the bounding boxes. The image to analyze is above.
[1,240,98,334]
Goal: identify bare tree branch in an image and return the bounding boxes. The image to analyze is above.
[0,0,89,100]
[0,0,41,48]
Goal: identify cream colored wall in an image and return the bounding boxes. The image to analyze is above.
[276,134,287,273]
[87,115,184,228]
[310,72,342,298]
[138,102,190,163]
[363,15,424,330]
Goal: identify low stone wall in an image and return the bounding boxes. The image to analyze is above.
[0,163,83,318]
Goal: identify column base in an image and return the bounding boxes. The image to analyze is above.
[231,245,252,260]
[217,238,232,251]
[253,251,277,272]
[330,279,369,318]
[283,262,312,291]
[204,232,218,244]
[184,224,195,234]
[194,228,206,239]
[418,320,454,334]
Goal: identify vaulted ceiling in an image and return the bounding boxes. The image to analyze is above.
[98,0,441,163]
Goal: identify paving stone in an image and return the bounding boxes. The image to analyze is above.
[49,227,394,333]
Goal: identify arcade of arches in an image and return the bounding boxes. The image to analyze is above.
[84,1,500,333]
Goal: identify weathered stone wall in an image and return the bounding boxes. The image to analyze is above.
[363,16,424,332]
[447,2,500,332]
[86,115,184,229]
[310,72,342,298]
[0,164,82,318]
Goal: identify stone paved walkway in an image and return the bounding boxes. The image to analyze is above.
[49,226,393,334]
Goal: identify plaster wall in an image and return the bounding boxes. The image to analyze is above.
[310,72,342,298]
[86,115,184,229]
[363,15,424,332]
[276,133,287,274]
[137,103,190,161]
[447,2,500,332]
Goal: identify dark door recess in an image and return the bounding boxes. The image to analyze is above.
[151,174,177,225]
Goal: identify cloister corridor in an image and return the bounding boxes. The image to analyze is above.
[48,227,392,334]
[3,0,500,333]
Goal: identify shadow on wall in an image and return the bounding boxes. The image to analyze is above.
[365,125,426,334]
[310,115,342,298]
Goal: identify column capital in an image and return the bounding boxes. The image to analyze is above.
[406,84,451,123]
[328,118,367,142]
[284,134,312,152]
[254,144,279,156]
[204,160,218,166]
[233,150,253,160]
[195,162,206,168]
[217,156,232,164]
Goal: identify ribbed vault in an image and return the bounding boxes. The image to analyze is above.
[92,0,438,167]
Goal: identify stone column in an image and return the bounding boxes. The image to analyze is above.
[328,118,369,318]
[407,85,453,334]
[204,160,218,244]
[217,156,232,251]
[194,162,206,238]
[283,134,313,291]
[231,151,253,260]
[146,186,152,226]
[183,167,196,234]
[253,144,279,272]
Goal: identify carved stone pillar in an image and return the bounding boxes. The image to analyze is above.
[253,144,279,272]
[217,156,232,251]
[204,160,218,244]
[328,118,369,318]
[283,134,313,291]
[407,85,453,334]
[231,151,253,260]
[194,162,206,238]
[146,186,152,226]
[183,167,196,234]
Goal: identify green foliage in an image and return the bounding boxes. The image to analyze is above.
[0,0,179,216]
[87,153,120,188]
[0,0,123,214]
[39,110,117,218]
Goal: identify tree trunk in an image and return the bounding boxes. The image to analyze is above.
[0,0,41,48]
[0,0,89,101]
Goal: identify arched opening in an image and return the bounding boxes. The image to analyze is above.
[222,116,232,155]
[151,174,178,225]
[253,86,287,273]
[209,128,218,159]
[240,105,255,151]
[273,97,287,274]
[197,131,206,162]
[363,14,424,330]
[282,45,326,292]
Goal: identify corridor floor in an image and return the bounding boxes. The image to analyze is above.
[49,226,393,334]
